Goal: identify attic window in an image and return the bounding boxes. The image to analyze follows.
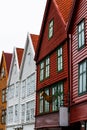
[48,19,54,39]
[1,67,5,78]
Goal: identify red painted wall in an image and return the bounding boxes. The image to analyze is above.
[69,0,87,123]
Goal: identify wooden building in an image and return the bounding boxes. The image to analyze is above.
[68,0,87,130]
[0,51,12,130]
[35,0,73,130]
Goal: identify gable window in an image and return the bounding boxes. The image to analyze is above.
[22,80,26,98]
[57,47,63,71]
[79,60,87,94]
[40,57,50,81]
[78,20,85,49]
[48,19,54,39]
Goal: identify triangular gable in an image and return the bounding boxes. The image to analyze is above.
[19,33,38,79]
[8,47,24,85]
[0,51,12,78]
[35,0,71,61]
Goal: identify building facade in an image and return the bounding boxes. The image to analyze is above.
[68,0,87,130]
[0,51,12,130]
[35,0,73,130]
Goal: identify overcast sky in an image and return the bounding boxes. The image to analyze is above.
[0,0,47,58]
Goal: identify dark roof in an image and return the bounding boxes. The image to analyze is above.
[30,34,39,52]
[16,48,24,68]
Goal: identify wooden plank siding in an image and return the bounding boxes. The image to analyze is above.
[69,0,87,123]
[36,41,69,115]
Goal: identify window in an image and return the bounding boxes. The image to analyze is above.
[26,101,35,122]
[52,83,63,111]
[39,88,50,114]
[39,82,63,113]
[39,92,44,113]
[22,80,26,98]
[1,67,5,78]
[78,20,85,49]
[26,74,35,96]
[57,47,63,71]
[2,89,6,103]
[15,82,19,97]
[15,104,19,122]
[40,57,50,81]
[79,60,87,94]
[26,102,30,121]
[45,57,50,78]
[44,89,50,112]
[48,19,54,39]
[1,110,6,124]
[40,61,44,81]
[8,106,13,123]
[21,104,25,123]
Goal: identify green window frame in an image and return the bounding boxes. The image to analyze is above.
[48,19,54,39]
[40,57,50,81]
[52,82,63,111]
[39,88,50,114]
[78,20,85,49]
[78,60,87,94]
[57,47,63,71]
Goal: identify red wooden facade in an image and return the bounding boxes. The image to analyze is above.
[35,0,73,130]
[68,0,87,129]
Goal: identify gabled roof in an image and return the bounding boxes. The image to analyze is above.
[30,34,39,52]
[16,48,24,68]
[19,33,38,78]
[55,0,73,24]
[67,0,78,32]
[4,52,12,74]
[35,0,73,61]
[0,51,12,75]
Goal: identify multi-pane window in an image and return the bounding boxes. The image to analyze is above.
[52,83,63,111]
[44,89,49,112]
[30,101,35,120]
[40,57,50,81]
[2,88,6,103]
[40,61,44,81]
[26,101,35,122]
[15,82,19,97]
[8,85,14,99]
[78,20,85,49]
[8,106,13,123]
[45,57,50,78]
[39,82,63,113]
[21,104,25,123]
[26,74,35,96]
[79,60,87,94]
[26,102,30,121]
[48,19,54,39]
[15,104,19,122]
[57,47,63,71]
[22,80,26,98]
[1,109,6,124]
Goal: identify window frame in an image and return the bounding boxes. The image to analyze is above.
[40,57,50,82]
[48,19,54,39]
[57,46,63,72]
[78,59,87,95]
[78,19,85,50]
